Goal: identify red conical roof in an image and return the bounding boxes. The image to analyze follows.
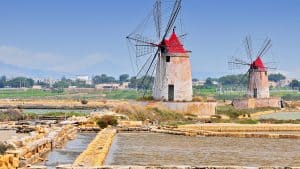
[161,30,186,53]
[250,56,266,71]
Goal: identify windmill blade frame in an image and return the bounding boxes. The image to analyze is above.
[244,36,253,62]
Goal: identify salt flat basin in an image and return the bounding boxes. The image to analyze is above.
[0,130,30,140]
[105,133,300,166]
[258,112,300,120]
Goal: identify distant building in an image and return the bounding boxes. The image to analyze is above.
[76,75,92,85]
[192,80,205,86]
[268,81,277,88]
[212,81,219,85]
[95,82,129,90]
[68,86,77,89]
[32,85,42,89]
[95,83,120,89]
[278,78,293,87]
[120,82,130,89]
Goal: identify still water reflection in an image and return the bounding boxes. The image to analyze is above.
[38,133,96,168]
[105,133,300,166]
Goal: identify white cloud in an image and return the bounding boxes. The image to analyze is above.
[0,45,107,73]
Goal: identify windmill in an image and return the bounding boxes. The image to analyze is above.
[229,36,276,99]
[127,0,193,101]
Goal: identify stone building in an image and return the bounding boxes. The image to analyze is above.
[247,57,270,98]
[153,30,193,101]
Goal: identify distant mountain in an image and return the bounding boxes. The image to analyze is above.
[0,61,69,78]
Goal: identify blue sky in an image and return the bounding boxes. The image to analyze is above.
[0,0,299,79]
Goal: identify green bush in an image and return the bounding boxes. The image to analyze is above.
[136,95,154,101]
[81,99,88,105]
[0,109,24,121]
[0,143,13,155]
[236,119,258,124]
[96,115,118,129]
[216,105,249,119]
[97,120,108,129]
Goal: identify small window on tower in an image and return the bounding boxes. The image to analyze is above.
[166,56,170,62]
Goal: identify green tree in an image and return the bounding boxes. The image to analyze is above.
[129,76,154,90]
[218,74,248,86]
[36,80,50,88]
[119,74,129,83]
[268,73,286,82]
[6,77,34,88]
[192,78,199,82]
[289,80,300,90]
[52,80,69,89]
[0,76,6,88]
[92,74,116,84]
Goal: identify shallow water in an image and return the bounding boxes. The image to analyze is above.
[258,112,300,120]
[105,133,300,166]
[37,133,96,168]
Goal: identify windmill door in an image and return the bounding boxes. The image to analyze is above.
[168,85,174,101]
[253,88,258,98]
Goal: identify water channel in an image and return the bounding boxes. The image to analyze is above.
[258,112,300,120]
[37,133,96,169]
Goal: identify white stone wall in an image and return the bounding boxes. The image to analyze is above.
[247,70,270,98]
[153,52,193,101]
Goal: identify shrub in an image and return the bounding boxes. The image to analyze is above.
[237,119,258,124]
[136,95,154,101]
[0,109,24,121]
[81,99,88,105]
[192,96,204,102]
[101,115,118,126]
[0,143,13,155]
[97,120,108,129]
[96,115,118,129]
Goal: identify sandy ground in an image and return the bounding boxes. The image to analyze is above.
[0,130,30,140]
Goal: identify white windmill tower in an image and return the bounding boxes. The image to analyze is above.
[127,0,192,101]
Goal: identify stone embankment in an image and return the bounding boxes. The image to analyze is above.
[174,124,300,139]
[73,128,116,167]
[177,123,300,132]
[56,165,300,169]
[117,123,300,139]
[0,125,77,169]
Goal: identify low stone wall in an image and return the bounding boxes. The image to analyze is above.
[232,98,281,109]
[56,165,300,169]
[160,102,216,117]
[178,124,300,132]
[118,126,300,139]
[73,128,116,167]
[131,101,217,117]
[0,154,19,169]
[200,130,300,139]
[1,125,77,168]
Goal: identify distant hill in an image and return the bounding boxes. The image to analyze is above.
[0,61,69,78]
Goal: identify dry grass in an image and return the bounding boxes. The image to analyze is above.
[113,104,186,124]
